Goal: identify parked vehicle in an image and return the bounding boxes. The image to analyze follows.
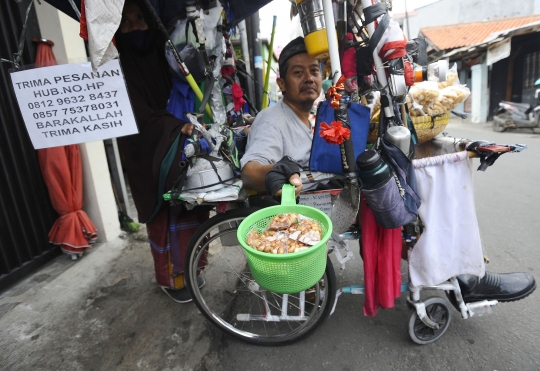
[492,101,540,132]
[492,79,540,132]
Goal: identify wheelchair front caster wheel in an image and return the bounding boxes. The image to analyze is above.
[408,296,452,345]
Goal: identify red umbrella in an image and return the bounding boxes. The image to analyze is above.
[34,39,98,258]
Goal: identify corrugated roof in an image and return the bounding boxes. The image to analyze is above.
[420,14,540,51]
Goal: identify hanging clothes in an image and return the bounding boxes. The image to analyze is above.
[147,205,209,288]
[115,21,188,224]
[409,151,485,287]
[114,3,210,289]
[361,196,403,317]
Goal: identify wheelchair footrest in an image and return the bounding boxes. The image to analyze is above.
[466,300,498,317]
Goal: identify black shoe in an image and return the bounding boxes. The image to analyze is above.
[457,271,536,303]
[161,277,205,304]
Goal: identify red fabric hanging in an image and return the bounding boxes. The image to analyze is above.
[34,39,97,255]
[341,32,357,79]
[33,39,57,67]
[231,82,246,112]
[79,0,88,41]
[361,196,402,317]
[38,146,97,254]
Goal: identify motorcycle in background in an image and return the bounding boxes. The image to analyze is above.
[492,79,540,133]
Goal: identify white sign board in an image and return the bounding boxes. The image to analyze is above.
[10,59,138,149]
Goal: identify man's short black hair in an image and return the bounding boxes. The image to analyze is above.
[278,36,307,77]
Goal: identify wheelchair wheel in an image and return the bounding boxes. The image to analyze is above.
[184,207,337,346]
[408,297,452,345]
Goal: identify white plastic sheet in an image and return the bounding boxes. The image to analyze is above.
[85,0,124,70]
[180,180,243,204]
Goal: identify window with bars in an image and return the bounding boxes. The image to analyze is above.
[523,51,540,89]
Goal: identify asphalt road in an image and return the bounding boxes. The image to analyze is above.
[1,119,538,371]
[216,120,540,371]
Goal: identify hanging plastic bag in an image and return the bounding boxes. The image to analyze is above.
[433,84,471,115]
[407,81,439,116]
[165,19,206,83]
[438,62,459,89]
[200,5,223,51]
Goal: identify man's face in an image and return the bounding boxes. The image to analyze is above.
[277,53,322,109]
[120,4,148,33]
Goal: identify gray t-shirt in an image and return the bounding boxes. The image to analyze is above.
[240,100,313,169]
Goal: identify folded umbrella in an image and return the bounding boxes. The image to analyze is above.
[34,39,98,257]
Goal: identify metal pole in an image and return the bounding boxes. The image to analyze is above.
[404,0,411,40]
[321,0,356,180]
[321,0,341,82]
[360,0,394,118]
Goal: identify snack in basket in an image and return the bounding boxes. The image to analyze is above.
[246,213,323,254]
[288,218,322,246]
[269,213,299,230]
[287,239,309,253]
[247,230,260,249]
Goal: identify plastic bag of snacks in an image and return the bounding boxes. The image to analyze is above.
[407,81,439,116]
[406,95,426,116]
[438,63,459,89]
[246,213,323,254]
[432,85,470,114]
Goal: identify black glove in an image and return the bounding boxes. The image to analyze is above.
[464,140,502,171]
[264,156,301,196]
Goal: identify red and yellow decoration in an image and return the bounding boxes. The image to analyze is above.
[326,75,347,110]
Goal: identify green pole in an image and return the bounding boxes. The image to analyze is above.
[261,16,277,109]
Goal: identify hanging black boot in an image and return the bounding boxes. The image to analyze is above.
[457,271,536,303]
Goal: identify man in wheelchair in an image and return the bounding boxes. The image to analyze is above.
[240,37,536,304]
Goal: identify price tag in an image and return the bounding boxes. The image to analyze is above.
[299,191,333,218]
[10,59,138,149]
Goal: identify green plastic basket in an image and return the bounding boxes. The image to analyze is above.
[237,184,333,294]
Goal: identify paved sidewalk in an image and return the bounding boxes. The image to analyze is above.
[0,116,501,371]
[0,226,222,371]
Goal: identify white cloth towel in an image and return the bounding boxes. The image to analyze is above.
[409,151,485,287]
